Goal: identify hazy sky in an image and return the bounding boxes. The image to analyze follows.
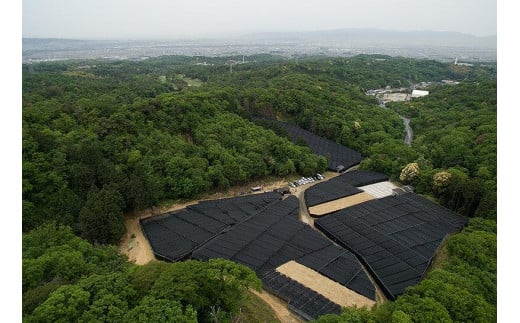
[23,0,497,39]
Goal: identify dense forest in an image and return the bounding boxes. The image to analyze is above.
[22,54,496,322]
[22,223,267,322]
[384,81,497,218]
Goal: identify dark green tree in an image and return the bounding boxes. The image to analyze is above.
[29,285,91,323]
[150,259,261,322]
[78,184,125,244]
[124,297,197,323]
[392,295,452,323]
[315,306,375,322]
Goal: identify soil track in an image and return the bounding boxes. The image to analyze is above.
[309,192,375,216]
[251,290,303,323]
[277,261,376,309]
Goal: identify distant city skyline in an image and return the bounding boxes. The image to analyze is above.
[23,0,497,40]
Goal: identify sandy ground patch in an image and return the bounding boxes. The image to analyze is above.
[119,213,155,265]
[380,93,410,103]
[276,261,376,309]
[251,289,303,323]
[119,200,199,265]
[309,192,375,216]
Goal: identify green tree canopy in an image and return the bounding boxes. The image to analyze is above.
[78,185,125,244]
[150,259,261,322]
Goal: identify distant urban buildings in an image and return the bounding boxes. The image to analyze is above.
[22,36,497,64]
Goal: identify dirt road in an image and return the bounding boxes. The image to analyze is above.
[251,290,303,323]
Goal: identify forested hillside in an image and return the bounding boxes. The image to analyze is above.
[22,55,496,322]
[23,223,265,322]
[385,81,497,218]
[23,78,327,241]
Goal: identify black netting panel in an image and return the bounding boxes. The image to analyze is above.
[315,192,468,299]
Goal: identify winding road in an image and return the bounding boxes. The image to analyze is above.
[378,99,413,146]
[400,116,413,146]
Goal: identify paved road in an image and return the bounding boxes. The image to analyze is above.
[377,100,413,146]
[400,116,413,146]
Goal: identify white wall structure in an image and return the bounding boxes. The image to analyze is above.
[358,181,398,198]
[411,89,429,98]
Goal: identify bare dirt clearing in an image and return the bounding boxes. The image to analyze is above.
[120,215,155,265]
[276,261,376,309]
[119,200,198,265]
[309,192,375,216]
[380,93,410,103]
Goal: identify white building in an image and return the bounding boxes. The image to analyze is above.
[411,89,429,98]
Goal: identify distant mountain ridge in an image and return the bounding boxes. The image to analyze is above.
[23,29,497,46]
[242,28,496,48]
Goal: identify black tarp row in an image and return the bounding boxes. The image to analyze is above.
[304,170,389,208]
[193,199,303,271]
[142,192,377,319]
[299,250,375,298]
[187,191,281,224]
[396,193,468,229]
[272,120,363,171]
[315,192,468,300]
[305,179,361,207]
[305,170,388,207]
[315,216,428,299]
[260,270,342,320]
[140,192,282,261]
[325,193,467,248]
[192,197,376,301]
[333,170,389,187]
